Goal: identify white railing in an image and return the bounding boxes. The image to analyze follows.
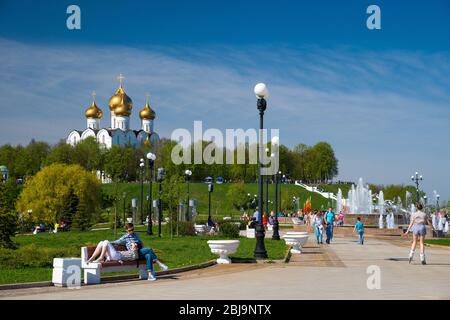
[294,181,337,200]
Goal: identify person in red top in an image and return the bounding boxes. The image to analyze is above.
[262,212,268,230]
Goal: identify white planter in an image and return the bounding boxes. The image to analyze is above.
[207,240,240,264]
[282,234,308,254]
[286,231,309,236]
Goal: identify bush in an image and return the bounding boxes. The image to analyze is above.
[219,222,240,238]
[171,221,195,236]
[0,244,79,268]
[238,221,247,230]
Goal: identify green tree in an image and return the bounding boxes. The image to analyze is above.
[227,182,248,210]
[73,137,103,172]
[16,164,101,226]
[0,181,18,248]
[45,140,75,166]
[104,145,138,182]
[72,194,92,231]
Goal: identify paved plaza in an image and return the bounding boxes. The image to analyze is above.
[1,235,449,300]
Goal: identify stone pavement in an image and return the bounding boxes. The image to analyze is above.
[1,235,449,300]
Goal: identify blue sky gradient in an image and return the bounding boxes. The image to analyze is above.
[0,0,449,201]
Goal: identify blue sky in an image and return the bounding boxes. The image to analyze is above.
[0,0,449,201]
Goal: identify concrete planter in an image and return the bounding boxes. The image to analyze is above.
[286,231,309,236]
[207,240,240,264]
[282,234,308,254]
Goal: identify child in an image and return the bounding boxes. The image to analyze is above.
[354,217,364,245]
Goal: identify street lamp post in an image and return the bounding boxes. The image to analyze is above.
[146,152,156,235]
[411,171,423,203]
[156,168,166,237]
[208,183,214,222]
[139,159,145,224]
[253,83,268,259]
[436,194,440,212]
[185,170,192,221]
[273,169,281,240]
[265,148,269,218]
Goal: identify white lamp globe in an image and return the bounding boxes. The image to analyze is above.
[271,136,279,146]
[146,152,156,161]
[139,163,145,168]
[254,83,269,99]
[185,169,192,176]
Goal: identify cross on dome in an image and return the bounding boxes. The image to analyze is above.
[117,73,125,87]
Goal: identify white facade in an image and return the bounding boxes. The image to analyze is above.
[67,84,159,150]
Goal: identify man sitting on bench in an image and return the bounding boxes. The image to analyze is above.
[112,223,168,281]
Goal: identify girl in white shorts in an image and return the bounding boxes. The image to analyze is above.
[404,203,433,265]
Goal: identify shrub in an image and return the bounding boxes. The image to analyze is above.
[219,222,240,238]
[0,244,79,268]
[171,221,195,236]
[238,221,247,230]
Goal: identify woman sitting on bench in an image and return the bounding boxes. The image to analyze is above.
[87,240,139,264]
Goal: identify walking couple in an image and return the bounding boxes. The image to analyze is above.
[87,223,168,281]
[313,208,335,245]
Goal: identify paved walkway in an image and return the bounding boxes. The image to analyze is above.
[1,236,449,300]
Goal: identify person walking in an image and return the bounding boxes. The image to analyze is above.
[314,212,324,244]
[324,208,335,244]
[353,217,364,245]
[403,203,433,265]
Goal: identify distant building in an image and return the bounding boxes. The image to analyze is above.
[67,74,160,150]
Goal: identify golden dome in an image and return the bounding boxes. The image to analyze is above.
[114,94,132,117]
[85,100,103,119]
[143,137,151,147]
[108,86,133,113]
[139,96,156,120]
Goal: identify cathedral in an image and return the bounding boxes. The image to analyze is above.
[67,74,160,149]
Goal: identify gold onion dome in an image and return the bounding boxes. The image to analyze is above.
[108,85,133,113]
[143,137,151,147]
[85,99,103,119]
[139,96,156,120]
[114,93,133,117]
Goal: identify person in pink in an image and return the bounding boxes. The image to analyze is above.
[337,212,344,227]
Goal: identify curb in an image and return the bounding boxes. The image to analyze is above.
[284,245,292,263]
[0,260,217,291]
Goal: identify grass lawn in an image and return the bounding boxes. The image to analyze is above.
[0,225,287,285]
[425,238,450,246]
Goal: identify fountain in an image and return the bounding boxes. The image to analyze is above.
[336,189,343,213]
[378,213,384,229]
[378,191,385,229]
[347,178,373,214]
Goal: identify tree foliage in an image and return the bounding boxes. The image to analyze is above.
[16,164,101,227]
[227,182,249,210]
[0,182,18,248]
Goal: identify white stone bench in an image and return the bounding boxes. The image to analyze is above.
[81,245,147,285]
[246,226,255,238]
[194,224,208,235]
